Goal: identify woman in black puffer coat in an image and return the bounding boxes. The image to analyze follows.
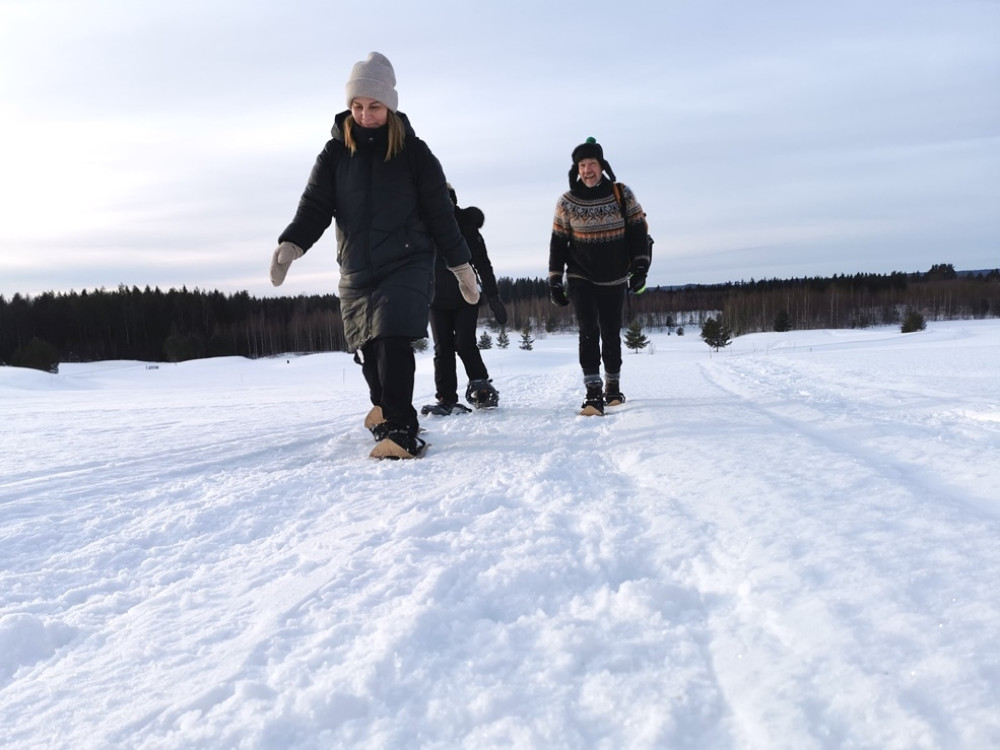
[270,52,479,458]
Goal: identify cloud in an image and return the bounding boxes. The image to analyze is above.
[1,0,998,298]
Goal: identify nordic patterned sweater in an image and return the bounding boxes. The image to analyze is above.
[548,179,651,287]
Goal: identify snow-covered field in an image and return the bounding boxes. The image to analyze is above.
[2,321,999,750]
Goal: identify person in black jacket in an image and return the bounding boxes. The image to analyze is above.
[423,185,507,415]
[270,52,480,458]
[548,137,651,416]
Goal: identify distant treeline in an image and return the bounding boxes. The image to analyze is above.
[633,264,1000,336]
[2,264,998,365]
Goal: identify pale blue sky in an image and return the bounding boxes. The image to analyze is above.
[1,0,997,299]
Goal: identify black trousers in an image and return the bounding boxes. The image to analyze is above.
[429,304,488,403]
[359,336,418,430]
[569,281,626,378]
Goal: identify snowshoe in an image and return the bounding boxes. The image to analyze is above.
[370,423,427,459]
[421,401,473,416]
[579,383,605,417]
[465,378,499,409]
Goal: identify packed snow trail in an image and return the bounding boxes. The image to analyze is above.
[2,324,999,749]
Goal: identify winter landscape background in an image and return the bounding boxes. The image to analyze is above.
[2,321,999,749]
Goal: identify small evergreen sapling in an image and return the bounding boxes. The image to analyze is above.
[901,309,927,333]
[519,322,534,351]
[624,319,649,353]
[478,331,493,349]
[701,317,733,351]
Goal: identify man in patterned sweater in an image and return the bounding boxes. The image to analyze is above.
[548,137,652,415]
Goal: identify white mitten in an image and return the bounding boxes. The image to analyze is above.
[449,263,480,305]
[269,242,304,286]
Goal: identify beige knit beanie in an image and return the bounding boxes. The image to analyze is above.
[345,52,398,112]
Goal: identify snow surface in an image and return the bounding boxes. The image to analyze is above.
[2,321,999,750]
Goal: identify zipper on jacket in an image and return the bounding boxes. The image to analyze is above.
[363,135,374,263]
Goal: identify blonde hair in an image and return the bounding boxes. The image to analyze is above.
[344,111,405,161]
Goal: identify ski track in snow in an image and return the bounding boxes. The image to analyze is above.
[2,323,999,749]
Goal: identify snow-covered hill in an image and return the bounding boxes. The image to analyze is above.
[2,322,999,749]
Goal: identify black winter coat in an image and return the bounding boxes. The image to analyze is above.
[279,111,471,351]
[431,205,500,310]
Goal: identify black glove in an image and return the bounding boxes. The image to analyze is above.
[628,269,647,295]
[488,296,508,326]
[549,279,570,307]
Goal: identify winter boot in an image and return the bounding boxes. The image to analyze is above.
[580,382,605,416]
[370,422,427,459]
[604,379,626,407]
[465,378,499,408]
[421,401,472,416]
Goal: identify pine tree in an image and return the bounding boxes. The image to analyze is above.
[496,326,510,349]
[901,308,926,333]
[477,330,493,349]
[519,322,534,351]
[624,319,649,353]
[773,309,792,332]
[701,317,732,351]
[12,336,60,373]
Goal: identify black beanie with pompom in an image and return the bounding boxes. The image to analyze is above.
[572,136,604,166]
